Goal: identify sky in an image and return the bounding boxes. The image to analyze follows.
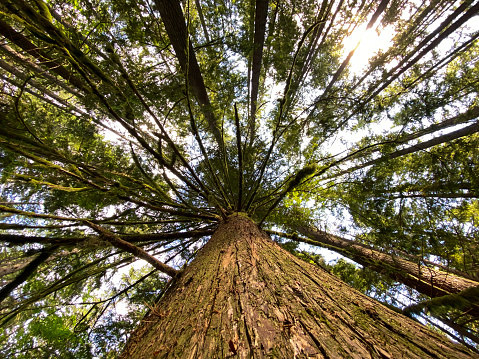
[341,24,396,74]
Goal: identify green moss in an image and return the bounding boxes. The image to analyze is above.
[351,308,371,331]
[287,164,318,191]
[228,212,253,222]
[267,346,284,358]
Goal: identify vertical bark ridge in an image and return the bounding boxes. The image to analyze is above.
[119,214,473,358]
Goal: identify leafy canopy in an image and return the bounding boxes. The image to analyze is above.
[0,0,478,356]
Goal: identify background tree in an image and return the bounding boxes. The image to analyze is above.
[0,0,478,357]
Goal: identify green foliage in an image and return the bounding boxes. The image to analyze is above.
[0,262,167,358]
[0,0,478,353]
[404,285,479,317]
[331,134,479,277]
[279,240,300,254]
[328,258,396,299]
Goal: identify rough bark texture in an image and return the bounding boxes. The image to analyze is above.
[119,214,472,358]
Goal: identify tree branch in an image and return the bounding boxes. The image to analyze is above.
[0,245,59,303]
[83,221,179,277]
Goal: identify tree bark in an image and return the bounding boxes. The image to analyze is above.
[194,0,210,43]
[289,226,479,299]
[84,221,179,277]
[119,214,472,358]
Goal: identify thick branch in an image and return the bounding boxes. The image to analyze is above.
[84,221,179,277]
[403,285,479,318]
[0,229,214,246]
[346,106,479,164]
[194,0,210,42]
[0,19,88,92]
[234,104,244,211]
[269,227,479,298]
[334,120,479,178]
[0,245,58,303]
[0,249,79,278]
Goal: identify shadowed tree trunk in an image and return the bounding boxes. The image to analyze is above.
[119,214,472,358]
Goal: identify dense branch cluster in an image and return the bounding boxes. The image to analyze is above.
[0,0,478,356]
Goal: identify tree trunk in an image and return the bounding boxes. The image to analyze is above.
[289,227,479,299]
[119,214,472,358]
[250,0,268,126]
[153,0,224,149]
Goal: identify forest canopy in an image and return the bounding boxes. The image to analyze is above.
[0,0,478,357]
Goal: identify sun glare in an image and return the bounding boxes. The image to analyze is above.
[342,25,395,73]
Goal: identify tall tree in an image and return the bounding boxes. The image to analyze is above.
[268,226,479,299]
[0,0,478,356]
